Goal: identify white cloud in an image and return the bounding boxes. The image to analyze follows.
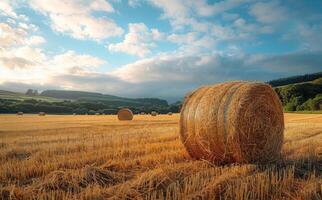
[167,32,198,44]
[128,0,140,7]
[0,20,104,73]
[0,0,17,18]
[192,0,250,17]
[0,48,106,87]
[18,22,38,32]
[0,21,44,48]
[108,23,162,57]
[221,12,239,21]
[291,23,322,51]
[51,50,106,72]
[0,46,46,69]
[249,1,287,24]
[0,1,30,21]
[0,22,28,48]
[26,35,46,46]
[149,0,252,31]
[29,0,123,41]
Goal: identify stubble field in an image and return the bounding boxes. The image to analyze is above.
[0,113,321,199]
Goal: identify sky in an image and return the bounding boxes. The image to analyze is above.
[0,0,322,102]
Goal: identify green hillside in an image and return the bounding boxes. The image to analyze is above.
[274,78,322,111]
[0,90,62,102]
[268,71,322,87]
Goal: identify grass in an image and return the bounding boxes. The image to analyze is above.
[0,113,321,199]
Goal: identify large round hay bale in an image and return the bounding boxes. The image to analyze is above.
[117,108,133,121]
[168,112,173,115]
[151,111,157,116]
[180,81,284,164]
[17,112,23,116]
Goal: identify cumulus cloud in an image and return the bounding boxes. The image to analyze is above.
[149,0,252,31]
[0,1,30,20]
[29,0,123,40]
[249,1,288,24]
[0,57,34,69]
[0,22,46,69]
[0,23,27,47]
[25,35,46,46]
[108,23,163,57]
[50,51,106,72]
[128,0,141,8]
[2,50,322,101]
[0,46,46,69]
[0,0,18,18]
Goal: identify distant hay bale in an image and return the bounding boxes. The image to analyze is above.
[168,112,173,115]
[39,112,46,116]
[73,113,76,116]
[117,108,133,121]
[180,81,284,164]
[151,111,157,116]
[140,112,146,115]
[95,113,100,116]
[17,112,23,116]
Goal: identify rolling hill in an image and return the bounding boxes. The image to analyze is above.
[0,89,178,114]
[268,71,322,87]
[0,90,62,102]
[40,90,168,107]
[273,77,322,111]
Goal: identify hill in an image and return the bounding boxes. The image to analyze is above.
[41,90,168,107]
[0,89,180,114]
[0,90,62,102]
[274,77,322,111]
[268,71,322,87]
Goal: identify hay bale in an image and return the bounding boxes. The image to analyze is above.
[151,111,157,116]
[168,112,173,115]
[117,108,133,121]
[39,112,46,116]
[95,113,100,116]
[140,112,146,115]
[17,112,23,116]
[180,81,284,164]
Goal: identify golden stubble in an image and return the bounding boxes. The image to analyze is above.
[0,113,321,200]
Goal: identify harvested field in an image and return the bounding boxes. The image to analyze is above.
[0,114,321,199]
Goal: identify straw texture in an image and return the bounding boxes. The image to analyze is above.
[117,108,133,121]
[179,81,284,164]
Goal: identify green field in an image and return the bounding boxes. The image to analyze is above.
[0,90,63,102]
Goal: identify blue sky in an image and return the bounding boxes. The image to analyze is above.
[0,0,322,101]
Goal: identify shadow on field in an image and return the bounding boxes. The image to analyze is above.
[256,156,322,179]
